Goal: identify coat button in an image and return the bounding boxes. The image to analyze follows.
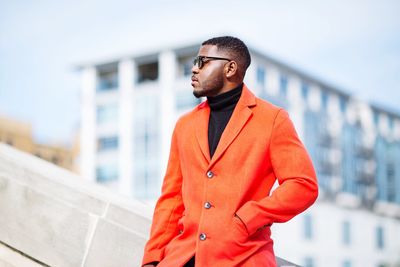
[206,171,214,178]
[199,233,207,241]
[204,202,212,209]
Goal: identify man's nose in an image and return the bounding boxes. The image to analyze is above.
[192,64,199,74]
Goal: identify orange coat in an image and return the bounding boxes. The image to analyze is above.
[142,85,318,267]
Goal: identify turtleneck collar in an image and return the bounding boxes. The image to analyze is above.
[207,83,243,111]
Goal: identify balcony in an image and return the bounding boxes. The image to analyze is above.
[355,142,375,159]
[319,160,340,176]
[318,129,338,148]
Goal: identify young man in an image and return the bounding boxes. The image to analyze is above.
[142,36,318,267]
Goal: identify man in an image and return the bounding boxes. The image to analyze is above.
[142,36,318,267]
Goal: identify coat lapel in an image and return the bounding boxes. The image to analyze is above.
[194,85,257,166]
[209,85,256,167]
[195,101,211,162]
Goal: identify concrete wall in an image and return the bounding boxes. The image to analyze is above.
[0,143,151,267]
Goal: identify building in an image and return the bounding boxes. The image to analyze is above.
[0,115,77,171]
[78,42,400,267]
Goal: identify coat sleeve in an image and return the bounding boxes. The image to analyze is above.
[142,124,185,266]
[236,109,318,236]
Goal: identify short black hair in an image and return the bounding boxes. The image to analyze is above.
[202,36,251,75]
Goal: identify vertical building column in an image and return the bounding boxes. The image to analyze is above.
[118,59,134,197]
[309,85,322,112]
[159,51,177,183]
[244,63,257,93]
[287,76,305,138]
[80,67,97,182]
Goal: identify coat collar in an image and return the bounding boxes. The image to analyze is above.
[195,84,256,167]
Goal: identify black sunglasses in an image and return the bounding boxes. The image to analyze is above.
[193,56,231,69]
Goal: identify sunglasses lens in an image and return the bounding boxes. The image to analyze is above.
[193,57,202,68]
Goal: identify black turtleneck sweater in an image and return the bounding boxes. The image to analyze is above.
[207,84,243,158]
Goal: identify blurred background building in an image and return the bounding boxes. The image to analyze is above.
[77,42,400,267]
[0,115,78,172]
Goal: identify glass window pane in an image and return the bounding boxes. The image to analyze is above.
[137,62,158,83]
[257,66,265,87]
[178,55,195,77]
[98,136,119,151]
[321,91,329,110]
[343,260,352,267]
[303,214,313,240]
[279,75,288,97]
[176,90,201,110]
[96,164,118,182]
[97,66,119,91]
[304,257,314,267]
[342,221,351,245]
[376,226,384,249]
[301,83,309,101]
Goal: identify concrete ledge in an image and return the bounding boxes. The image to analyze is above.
[0,143,151,267]
[0,242,45,267]
[84,219,147,267]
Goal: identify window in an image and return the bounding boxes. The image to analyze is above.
[257,66,266,87]
[387,161,396,202]
[97,104,118,124]
[98,136,119,151]
[301,82,309,101]
[279,75,288,97]
[97,66,118,91]
[376,226,384,249]
[176,91,202,110]
[342,123,361,195]
[339,95,347,113]
[303,214,313,240]
[321,91,329,110]
[96,165,118,182]
[304,257,314,267]
[178,55,195,77]
[343,260,352,267]
[375,136,388,201]
[342,221,351,245]
[133,94,161,199]
[388,116,394,129]
[373,111,380,126]
[137,61,158,83]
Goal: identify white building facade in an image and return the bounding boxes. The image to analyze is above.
[79,43,400,267]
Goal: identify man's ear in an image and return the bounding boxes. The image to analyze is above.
[225,61,238,78]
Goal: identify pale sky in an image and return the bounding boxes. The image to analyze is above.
[0,0,399,145]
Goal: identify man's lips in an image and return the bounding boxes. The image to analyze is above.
[191,76,198,86]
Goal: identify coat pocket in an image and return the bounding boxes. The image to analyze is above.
[233,214,249,237]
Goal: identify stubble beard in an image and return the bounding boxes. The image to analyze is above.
[192,76,224,98]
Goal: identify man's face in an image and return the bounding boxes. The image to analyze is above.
[191,45,229,98]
